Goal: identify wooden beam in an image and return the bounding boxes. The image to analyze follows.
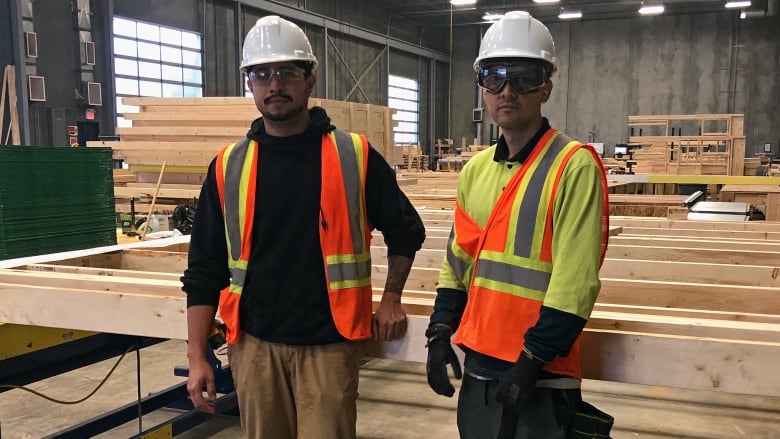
[606,244,780,265]
[619,227,780,241]
[363,317,780,397]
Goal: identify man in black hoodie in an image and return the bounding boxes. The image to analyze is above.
[182,16,425,439]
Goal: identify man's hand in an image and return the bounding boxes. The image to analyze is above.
[425,324,462,397]
[373,291,408,341]
[186,354,217,413]
[495,349,545,411]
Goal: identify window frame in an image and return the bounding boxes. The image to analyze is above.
[112,16,204,128]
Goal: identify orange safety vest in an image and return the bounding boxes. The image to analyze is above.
[215,130,374,344]
[451,129,609,378]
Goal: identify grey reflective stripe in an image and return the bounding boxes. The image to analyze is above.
[223,138,251,262]
[327,259,372,283]
[535,378,581,389]
[230,267,246,287]
[333,129,364,253]
[446,228,468,281]
[475,258,551,292]
[514,133,573,258]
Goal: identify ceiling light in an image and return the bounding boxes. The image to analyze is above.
[558,10,583,19]
[740,10,747,18]
[450,0,477,5]
[725,1,751,8]
[533,0,560,3]
[482,12,504,21]
[638,4,665,15]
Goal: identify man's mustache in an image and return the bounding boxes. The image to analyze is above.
[264,94,292,104]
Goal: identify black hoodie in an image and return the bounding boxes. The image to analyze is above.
[182,107,426,345]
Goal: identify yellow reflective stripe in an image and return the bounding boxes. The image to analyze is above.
[329,278,372,289]
[228,259,249,270]
[237,141,256,251]
[228,284,243,294]
[326,252,371,265]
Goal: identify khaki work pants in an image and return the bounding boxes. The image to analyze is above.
[228,333,360,439]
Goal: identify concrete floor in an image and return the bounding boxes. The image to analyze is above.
[1,340,780,438]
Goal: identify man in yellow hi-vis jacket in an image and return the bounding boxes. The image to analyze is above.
[425,11,610,439]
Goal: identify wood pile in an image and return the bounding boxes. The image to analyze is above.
[627,114,746,176]
[89,97,399,212]
[2,213,780,397]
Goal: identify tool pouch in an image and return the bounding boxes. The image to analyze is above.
[566,400,614,439]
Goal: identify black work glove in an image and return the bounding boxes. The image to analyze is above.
[425,324,463,397]
[495,349,546,411]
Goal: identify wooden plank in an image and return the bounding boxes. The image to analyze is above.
[120,250,188,272]
[0,282,187,340]
[598,278,780,314]
[606,244,780,265]
[21,264,181,281]
[619,227,780,241]
[609,236,780,252]
[580,329,780,397]
[609,217,780,232]
[599,258,780,287]
[365,317,780,397]
[0,270,180,295]
[114,186,201,199]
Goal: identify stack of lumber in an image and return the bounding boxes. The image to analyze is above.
[2,213,780,398]
[628,114,746,176]
[0,146,116,259]
[89,97,398,211]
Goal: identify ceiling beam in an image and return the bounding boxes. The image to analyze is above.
[235,0,449,63]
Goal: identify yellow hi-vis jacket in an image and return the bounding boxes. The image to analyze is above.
[215,130,374,344]
[440,128,609,378]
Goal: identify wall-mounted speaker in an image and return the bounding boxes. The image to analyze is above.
[84,41,96,66]
[87,81,102,106]
[25,32,38,58]
[28,75,46,101]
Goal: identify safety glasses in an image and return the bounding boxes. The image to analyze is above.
[477,65,547,94]
[247,66,306,85]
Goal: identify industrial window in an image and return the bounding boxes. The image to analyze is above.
[112,17,203,128]
[388,75,419,145]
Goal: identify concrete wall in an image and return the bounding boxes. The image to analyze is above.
[451,12,780,157]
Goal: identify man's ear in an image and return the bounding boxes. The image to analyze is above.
[305,74,316,96]
[541,80,553,103]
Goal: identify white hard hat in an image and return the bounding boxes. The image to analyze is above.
[240,16,318,72]
[473,11,557,72]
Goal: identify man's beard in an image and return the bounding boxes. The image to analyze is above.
[262,102,307,122]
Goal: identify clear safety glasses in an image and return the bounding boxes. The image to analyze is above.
[247,67,306,86]
[477,65,547,95]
